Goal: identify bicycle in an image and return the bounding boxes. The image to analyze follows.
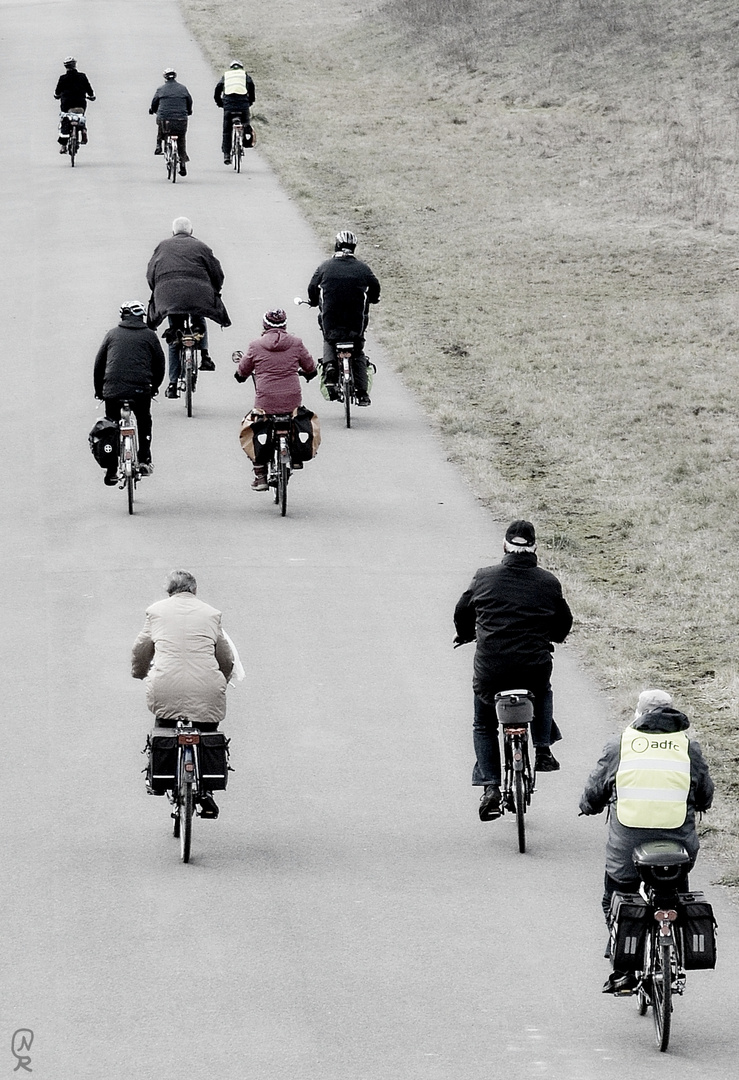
[63,110,86,166]
[495,690,536,853]
[175,317,203,417]
[163,125,179,183]
[609,839,717,1052]
[231,117,244,172]
[265,413,293,516]
[147,718,230,864]
[118,400,140,514]
[293,298,372,428]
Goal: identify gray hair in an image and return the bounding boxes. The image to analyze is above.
[503,540,536,554]
[172,216,193,236]
[165,569,197,596]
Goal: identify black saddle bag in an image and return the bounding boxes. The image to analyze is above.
[89,418,119,469]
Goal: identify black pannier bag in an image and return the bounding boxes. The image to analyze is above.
[89,418,119,469]
[239,412,274,464]
[291,405,321,462]
[146,734,177,792]
[199,732,230,790]
[609,893,649,971]
[678,892,717,969]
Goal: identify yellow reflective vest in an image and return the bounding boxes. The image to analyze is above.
[223,69,248,96]
[615,725,690,828]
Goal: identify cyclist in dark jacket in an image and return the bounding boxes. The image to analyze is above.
[94,302,165,483]
[54,57,95,153]
[454,519,573,820]
[150,68,192,174]
[307,230,380,406]
[214,61,255,163]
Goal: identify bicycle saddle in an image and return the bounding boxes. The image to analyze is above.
[632,839,691,867]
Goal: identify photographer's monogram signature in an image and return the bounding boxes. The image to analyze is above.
[10,1030,33,1073]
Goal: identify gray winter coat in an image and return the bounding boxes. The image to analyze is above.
[579,706,714,880]
[146,233,231,329]
[149,80,192,121]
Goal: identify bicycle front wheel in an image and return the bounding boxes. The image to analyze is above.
[179,782,193,863]
[514,769,526,853]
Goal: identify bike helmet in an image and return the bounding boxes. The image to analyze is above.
[229,61,244,69]
[64,56,77,68]
[163,68,177,80]
[120,301,146,319]
[335,230,357,252]
[263,309,287,329]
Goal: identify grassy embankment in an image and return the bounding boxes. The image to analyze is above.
[181,0,739,879]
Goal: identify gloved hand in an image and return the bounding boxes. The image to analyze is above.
[234,371,247,383]
[302,369,318,382]
[88,95,96,101]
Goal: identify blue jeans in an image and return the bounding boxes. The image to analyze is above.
[167,315,209,383]
[471,667,559,786]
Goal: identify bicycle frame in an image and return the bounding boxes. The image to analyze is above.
[176,318,203,417]
[496,690,536,853]
[231,118,244,171]
[171,720,202,863]
[266,413,293,516]
[164,130,179,183]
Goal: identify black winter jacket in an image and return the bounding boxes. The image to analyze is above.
[54,70,95,112]
[579,706,714,880]
[307,253,381,341]
[146,233,231,329]
[150,81,192,121]
[94,317,166,400]
[454,552,572,690]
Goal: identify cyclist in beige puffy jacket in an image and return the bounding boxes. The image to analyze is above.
[131,570,234,726]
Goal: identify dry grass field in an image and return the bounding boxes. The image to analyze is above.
[181,0,739,877]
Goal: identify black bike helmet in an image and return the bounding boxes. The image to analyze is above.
[335,230,357,252]
[163,68,177,80]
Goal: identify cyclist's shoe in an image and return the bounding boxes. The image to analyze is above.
[139,462,154,477]
[356,393,371,406]
[479,784,502,821]
[325,383,340,401]
[59,144,68,154]
[179,164,187,176]
[154,145,163,155]
[146,784,165,796]
[251,466,268,492]
[602,971,637,995]
[81,130,88,145]
[198,793,219,819]
[104,470,119,486]
[199,354,216,371]
[224,155,231,164]
[164,382,179,398]
[291,461,303,470]
[535,748,560,772]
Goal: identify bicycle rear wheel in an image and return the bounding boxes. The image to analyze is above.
[185,355,193,417]
[69,129,78,166]
[343,378,352,428]
[179,782,193,863]
[127,468,135,515]
[653,939,672,1051]
[514,768,526,853]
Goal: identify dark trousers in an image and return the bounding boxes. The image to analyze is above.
[222,106,251,155]
[105,395,153,465]
[471,663,559,786]
[322,338,369,394]
[167,315,208,382]
[157,119,188,162]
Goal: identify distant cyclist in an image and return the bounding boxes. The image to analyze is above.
[54,56,95,154]
[214,60,255,164]
[307,230,380,406]
[94,301,165,484]
[233,309,317,490]
[454,520,573,821]
[146,217,231,396]
[149,67,192,175]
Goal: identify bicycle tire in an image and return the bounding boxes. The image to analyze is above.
[127,470,134,514]
[234,130,242,173]
[180,781,193,863]
[343,377,352,428]
[279,460,289,516]
[514,768,526,853]
[69,129,77,166]
[652,938,672,1051]
[171,141,178,184]
[185,352,193,417]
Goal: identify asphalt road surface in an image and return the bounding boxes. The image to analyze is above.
[1,2,737,1077]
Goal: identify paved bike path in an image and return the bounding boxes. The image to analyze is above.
[0,1,737,1076]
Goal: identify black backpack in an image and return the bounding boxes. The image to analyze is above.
[89,418,119,469]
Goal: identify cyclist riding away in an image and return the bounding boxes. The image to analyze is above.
[54,56,95,153]
[579,688,714,992]
[132,570,236,818]
[146,216,230,396]
[214,60,255,164]
[149,67,192,175]
[233,308,317,490]
[307,230,380,406]
[454,519,573,821]
[93,301,165,484]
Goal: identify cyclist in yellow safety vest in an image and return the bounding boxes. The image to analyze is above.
[579,689,713,921]
[214,61,255,164]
